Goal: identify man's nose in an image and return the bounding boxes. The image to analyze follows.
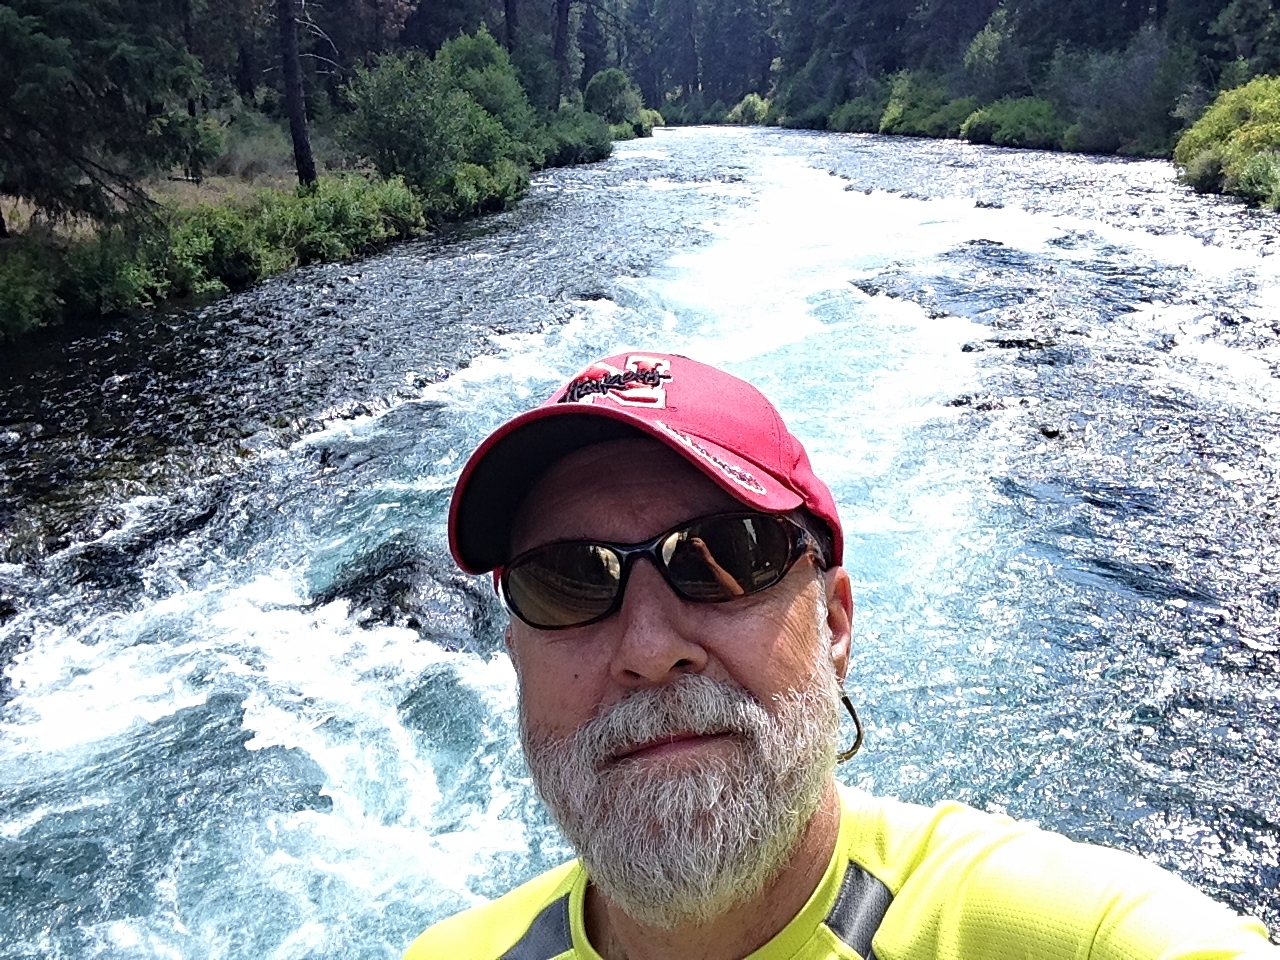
[608,558,709,687]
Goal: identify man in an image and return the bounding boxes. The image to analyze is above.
[405,352,1276,960]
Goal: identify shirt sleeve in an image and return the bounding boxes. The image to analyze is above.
[852,796,1277,960]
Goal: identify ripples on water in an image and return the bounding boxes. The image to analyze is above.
[0,129,1278,957]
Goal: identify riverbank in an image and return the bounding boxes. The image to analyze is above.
[0,174,429,343]
[0,28,636,347]
[0,119,615,346]
[664,45,1280,213]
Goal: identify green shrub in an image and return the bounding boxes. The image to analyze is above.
[659,97,694,125]
[637,108,664,135]
[829,83,891,133]
[165,203,263,295]
[542,107,613,166]
[443,160,526,215]
[436,27,545,167]
[62,228,167,315]
[345,45,524,216]
[829,98,878,132]
[961,97,1066,149]
[779,99,833,129]
[344,28,611,206]
[726,93,770,125]
[1046,27,1195,156]
[0,236,64,340]
[1,173,429,342]
[662,92,730,126]
[584,68,645,125]
[605,109,661,141]
[1231,149,1280,205]
[878,72,952,136]
[1178,146,1224,193]
[1174,76,1280,203]
[252,174,425,264]
[918,97,981,138]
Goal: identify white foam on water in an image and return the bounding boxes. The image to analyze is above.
[0,545,538,954]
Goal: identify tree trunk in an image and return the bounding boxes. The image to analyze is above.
[580,1,606,84]
[505,0,519,52]
[276,0,317,187]
[183,0,197,117]
[553,0,573,105]
[236,41,256,103]
[0,208,8,239]
[234,0,256,103]
[679,0,698,98]
[370,0,383,50]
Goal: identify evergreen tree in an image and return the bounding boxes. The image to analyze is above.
[656,0,699,97]
[401,0,493,53]
[0,0,209,222]
[1212,0,1280,77]
[625,0,664,108]
[698,0,773,101]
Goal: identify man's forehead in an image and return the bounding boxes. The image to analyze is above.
[508,438,744,551]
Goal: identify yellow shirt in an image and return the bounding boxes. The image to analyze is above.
[404,788,1276,959]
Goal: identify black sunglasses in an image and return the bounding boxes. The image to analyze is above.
[500,512,821,630]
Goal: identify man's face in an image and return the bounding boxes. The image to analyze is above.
[506,437,852,927]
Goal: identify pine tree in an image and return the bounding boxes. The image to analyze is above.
[0,0,209,221]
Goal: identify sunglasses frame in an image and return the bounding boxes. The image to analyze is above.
[499,511,822,631]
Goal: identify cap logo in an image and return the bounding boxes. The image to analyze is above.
[558,355,672,407]
[651,421,768,496]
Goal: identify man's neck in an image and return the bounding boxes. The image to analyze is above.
[584,781,844,960]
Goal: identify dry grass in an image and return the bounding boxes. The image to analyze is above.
[1,173,301,242]
[2,196,38,232]
[1,196,100,240]
[143,173,299,207]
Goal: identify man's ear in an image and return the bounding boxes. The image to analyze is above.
[823,566,854,683]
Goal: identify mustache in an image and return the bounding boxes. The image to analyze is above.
[569,674,771,768]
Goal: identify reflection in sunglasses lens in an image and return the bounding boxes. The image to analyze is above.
[504,514,800,629]
[507,544,621,628]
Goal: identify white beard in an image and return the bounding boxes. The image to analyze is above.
[521,661,841,929]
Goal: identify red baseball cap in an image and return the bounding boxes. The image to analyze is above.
[448,352,844,574]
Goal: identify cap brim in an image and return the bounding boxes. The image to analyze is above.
[449,404,802,574]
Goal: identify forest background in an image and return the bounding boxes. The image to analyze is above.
[3,0,1280,344]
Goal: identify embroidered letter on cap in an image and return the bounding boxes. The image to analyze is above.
[558,356,672,407]
[651,421,768,495]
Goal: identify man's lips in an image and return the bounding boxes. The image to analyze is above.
[610,730,735,763]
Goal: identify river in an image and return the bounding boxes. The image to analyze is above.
[1,127,1278,957]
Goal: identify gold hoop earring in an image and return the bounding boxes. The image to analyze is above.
[838,691,864,763]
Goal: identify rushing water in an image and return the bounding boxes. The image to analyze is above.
[1,127,1279,958]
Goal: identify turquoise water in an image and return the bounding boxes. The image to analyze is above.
[1,129,1278,956]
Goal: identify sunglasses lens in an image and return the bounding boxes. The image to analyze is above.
[504,543,622,629]
[662,515,794,601]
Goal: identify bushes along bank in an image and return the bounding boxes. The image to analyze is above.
[0,175,423,340]
[1174,76,1280,208]
[0,29,622,344]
